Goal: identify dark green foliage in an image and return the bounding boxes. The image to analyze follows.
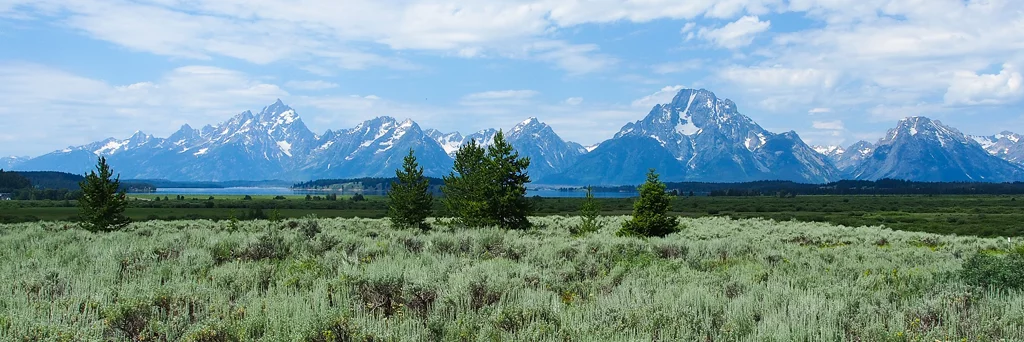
[350,194,365,202]
[103,300,152,339]
[570,186,601,236]
[78,157,130,232]
[442,131,533,229]
[442,139,493,227]
[486,130,532,230]
[13,171,84,189]
[618,169,678,237]
[0,169,31,192]
[6,191,1024,237]
[304,316,364,342]
[961,246,1024,290]
[388,149,433,230]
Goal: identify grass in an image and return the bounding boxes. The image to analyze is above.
[1,216,1022,341]
[3,195,1024,236]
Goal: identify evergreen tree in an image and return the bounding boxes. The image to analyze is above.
[570,186,601,236]
[388,149,434,230]
[618,169,679,237]
[486,130,532,230]
[0,169,32,192]
[442,138,494,227]
[78,157,130,232]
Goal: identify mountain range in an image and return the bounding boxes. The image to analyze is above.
[1,156,28,170]
[10,89,1024,184]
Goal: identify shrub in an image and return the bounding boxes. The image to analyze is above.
[103,300,152,340]
[961,246,1024,290]
[570,186,601,236]
[239,231,291,261]
[300,215,321,239]
[183,323,241,342]
[304,317,368,342]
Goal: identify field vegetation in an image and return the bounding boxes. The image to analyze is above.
[1,216,1022,341]
[3,195,1023,237]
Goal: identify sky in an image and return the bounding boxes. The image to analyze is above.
[1,0,1023,157]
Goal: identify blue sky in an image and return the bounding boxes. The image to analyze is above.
[1,0,1023,157]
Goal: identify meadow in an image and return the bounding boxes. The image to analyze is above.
[3,195,1024,237]
[1,216,1022,341]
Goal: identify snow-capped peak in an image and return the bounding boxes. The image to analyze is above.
[93,139,126,155]
[812,145,845,157]
[884,116,969,148]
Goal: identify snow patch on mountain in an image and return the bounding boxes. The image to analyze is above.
[95,140,127,155]
[277,141,292,157]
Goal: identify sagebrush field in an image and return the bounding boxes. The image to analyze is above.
[2,217,1022,341]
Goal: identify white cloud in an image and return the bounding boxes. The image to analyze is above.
[808,107,831,114]
[812,120,844,130]
[285,80,340,91]
[0,63,289,155]
[631,85,685,108]
[697,15,771,49]
[565,97,583,105]
[5,0,632,74]
[719,66,837,90]
[680,22,697,33]
[944,64,1024,105]
[544,0,772,26]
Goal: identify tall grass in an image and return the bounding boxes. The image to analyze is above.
[0,216,1021,341]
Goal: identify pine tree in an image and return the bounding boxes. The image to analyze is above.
[486,130,533,230]
[618,169,679,237]
[388,149,433,230]
[78,157,130,232]
[571,186,601,236]
[442,138,494,227]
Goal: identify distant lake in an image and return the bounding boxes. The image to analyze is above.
[154,187,638,198]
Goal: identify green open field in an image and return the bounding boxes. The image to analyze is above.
[3,195,1023,237]
[1,217,1022,340]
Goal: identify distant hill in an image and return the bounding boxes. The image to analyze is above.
[15,171,85,189]
[125,179,293,189]
[16,171,154,192]
[0,170,31,192]
[293,177,445,193]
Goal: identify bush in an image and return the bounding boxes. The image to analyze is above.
[350,194,366,202]
[961,246,1024,290]
[239,231,291,261]
[570,186,601,236]
[103,300,152,339]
